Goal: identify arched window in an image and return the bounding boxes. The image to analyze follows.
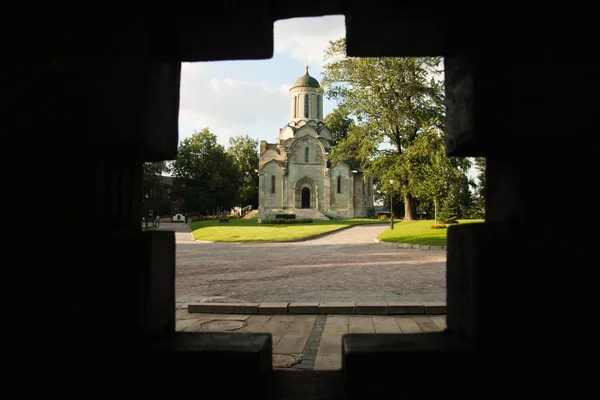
[305,147,309,162]
[337,176,341,193]
[317,96,320,119]
[304,94,309,118]
[294,96,297,118]
[271,175,276,194]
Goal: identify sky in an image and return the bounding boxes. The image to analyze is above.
[178,15,346,148]
[177,15,477,184]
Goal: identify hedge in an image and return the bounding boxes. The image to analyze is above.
[274,214,296,219]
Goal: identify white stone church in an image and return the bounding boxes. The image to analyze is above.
[258,67,374,220]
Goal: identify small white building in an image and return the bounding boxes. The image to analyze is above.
[257,67,374,220]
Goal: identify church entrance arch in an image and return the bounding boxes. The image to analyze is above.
[301,188,310,209]
[293,176,318,210]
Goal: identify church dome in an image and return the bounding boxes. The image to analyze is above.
[291,66,320,89]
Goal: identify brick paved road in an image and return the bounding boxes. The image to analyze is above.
[160,222,446,303]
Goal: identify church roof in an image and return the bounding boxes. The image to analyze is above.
[259,159,286,170]
[291,66,320,89]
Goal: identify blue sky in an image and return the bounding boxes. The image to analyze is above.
[178,15,346,148]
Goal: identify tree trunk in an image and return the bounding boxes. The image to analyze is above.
[403,192,414,221]
[434,199,438,224]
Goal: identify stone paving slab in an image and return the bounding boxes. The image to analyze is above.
[395,316,423,333]
[372,316,402,333]
[285,315,317,335]
[274,335,310,354]
[348,316,376,333]
[174,311,445,371]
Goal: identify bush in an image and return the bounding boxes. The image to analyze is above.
[430,224,447,229]
[261,218,313,224]
[275,214,296,219]
[226,214,239,219]
[190,217,202,223]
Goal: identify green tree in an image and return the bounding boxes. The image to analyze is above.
[228,134,259,208]
[404,129,457,223]
[323,107,354,141]
[472,157,486,218]
[322,38,445,220]
[141,161,171,217]
[142,161,170,194]
[437,197,459,224]
[170,128,240,215]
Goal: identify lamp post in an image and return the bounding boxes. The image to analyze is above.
[389,179,394,230]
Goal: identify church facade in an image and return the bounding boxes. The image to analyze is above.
[258,67,374,220]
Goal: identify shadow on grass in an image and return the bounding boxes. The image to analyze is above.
[190,218,389,242]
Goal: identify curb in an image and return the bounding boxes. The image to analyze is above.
[183,301,446,315]
[373,238,446,251]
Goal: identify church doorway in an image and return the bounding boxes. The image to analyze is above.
[301,187,311,209]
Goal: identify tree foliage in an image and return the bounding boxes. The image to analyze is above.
[228,134,259,208]
[323,107,354,141]
[141,161,171,216]
[438,197,459,224]
[322,38,448,220]
[170,128,239,214]
[471,157,486,218]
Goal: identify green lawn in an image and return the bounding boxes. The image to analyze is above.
[191,218,388,242]
[377,219,485,246]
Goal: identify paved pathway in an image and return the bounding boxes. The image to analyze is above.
[159,222,446,304]
[175,309,446,371]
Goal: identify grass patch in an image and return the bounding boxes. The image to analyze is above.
[377,219,484,246]
[191,218,388,242]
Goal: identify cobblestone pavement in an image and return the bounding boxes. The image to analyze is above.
[175,310,447,371]
[159,222,446,304]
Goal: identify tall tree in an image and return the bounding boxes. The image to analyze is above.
[170,128,240,215]
[228,134,259,207]
[322,38,445,220]
[323,107,354,141]
[404,128,459,223]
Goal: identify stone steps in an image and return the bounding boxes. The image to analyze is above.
[294,209,329,220]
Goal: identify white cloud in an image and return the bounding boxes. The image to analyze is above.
[274,15,346,65]
[209,78,219,92]
[179,63,290,146]
[178,16,347,148]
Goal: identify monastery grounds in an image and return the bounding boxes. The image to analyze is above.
[166,223,446,304]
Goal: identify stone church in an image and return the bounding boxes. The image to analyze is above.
[258,67,374,219]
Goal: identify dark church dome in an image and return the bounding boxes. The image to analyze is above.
[291,66,320,89]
